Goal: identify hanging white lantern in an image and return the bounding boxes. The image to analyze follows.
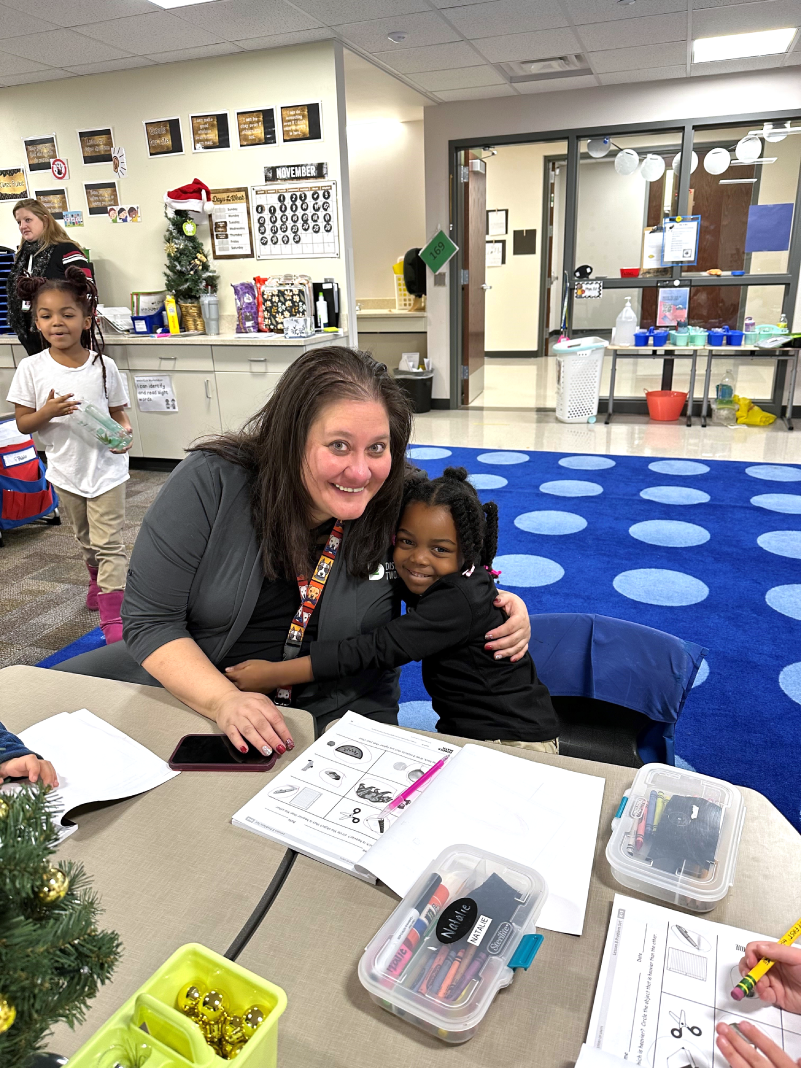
[764,122,789,143]
[640,154,666,181]
[614,148,640,175]
[672,151,698,175]
[587,137,612,158]
[735,135,762,162]
[703,147,731,175]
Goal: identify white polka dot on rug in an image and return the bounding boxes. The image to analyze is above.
[745,465,801,482]
[468,473,508,490]
[477,451,529,465]
[692,660,709,688]
[613,568,709,606]
[407,446,452,460]
[558,455,616,470]
[640,486,710,505]
[750,493,801,514]
[779,662,801,706]
[766,585,801,621]
[493,554,564,587]
[648,460,710,476]
[757,531,801,559]
[540,480,603,497]
[629,520,710,547]
[514,511,587,535]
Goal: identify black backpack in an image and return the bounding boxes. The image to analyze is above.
[403,248,426,298]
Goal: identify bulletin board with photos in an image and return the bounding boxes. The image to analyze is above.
[251,178,339,260]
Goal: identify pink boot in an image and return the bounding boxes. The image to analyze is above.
[97,589,124,644]
[86,564,99,611]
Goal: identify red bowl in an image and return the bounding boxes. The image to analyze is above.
[620,268,640,278]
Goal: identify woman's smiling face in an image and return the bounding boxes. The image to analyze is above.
[302,398,392,525]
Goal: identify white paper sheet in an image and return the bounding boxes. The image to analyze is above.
[134,375,177,412]
[576,1044,631,1067]
[18,708,179,840]
[587,894,801,1067]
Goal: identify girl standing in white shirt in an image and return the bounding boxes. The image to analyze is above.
[7,266,133,643]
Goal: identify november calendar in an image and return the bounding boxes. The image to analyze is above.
[251,178,339,260]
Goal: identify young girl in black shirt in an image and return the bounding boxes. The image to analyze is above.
[226,467,559,750]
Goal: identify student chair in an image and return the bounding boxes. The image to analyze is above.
[529,613,707,768]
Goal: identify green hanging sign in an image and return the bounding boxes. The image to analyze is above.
[419,230,458,274]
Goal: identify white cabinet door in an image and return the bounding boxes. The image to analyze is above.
[0,368,15,415]
[133,371,222,460]
[216,371,282,433]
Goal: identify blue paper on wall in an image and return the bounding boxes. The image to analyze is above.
[745,202,794,253]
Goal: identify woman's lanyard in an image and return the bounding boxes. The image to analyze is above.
[274,520,344,706]
[21,253,34,312]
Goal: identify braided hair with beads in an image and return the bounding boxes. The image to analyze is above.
[402,466,499,571]
[16,266,108,395]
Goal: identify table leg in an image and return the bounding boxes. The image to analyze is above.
[661,357,674,390]
[701,351,713,428]
[605,350,618,424]
[784,351,798,431]
[686,352,697,427]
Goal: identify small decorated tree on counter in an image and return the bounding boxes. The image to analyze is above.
[0,786,121,1068]
[163,179,218,330]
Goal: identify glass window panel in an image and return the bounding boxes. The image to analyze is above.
[689,283,785,329]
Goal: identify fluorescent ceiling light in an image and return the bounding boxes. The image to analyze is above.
[149,0,220,7]
[693,27,796,63]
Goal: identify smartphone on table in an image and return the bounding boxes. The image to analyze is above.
[168,734,278,772]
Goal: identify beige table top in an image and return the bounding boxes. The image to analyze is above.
[237,740,801,1068]
[0,665,315,1057]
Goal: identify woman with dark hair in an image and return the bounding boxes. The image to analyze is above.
[7,199,93,355]
[71,347,530,755]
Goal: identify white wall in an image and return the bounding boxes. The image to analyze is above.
[424,68,801,401]
[0,42,350,328]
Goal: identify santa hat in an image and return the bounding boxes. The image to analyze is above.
[164,178,213,218]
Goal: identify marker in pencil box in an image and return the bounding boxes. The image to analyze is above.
[644,790,658,845]
[385,877,454,978]
[731,916,801,1001]
[376,872,440,971]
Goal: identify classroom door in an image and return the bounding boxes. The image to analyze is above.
[461,152,487,405]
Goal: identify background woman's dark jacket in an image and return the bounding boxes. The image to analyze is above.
[7,241,92,355]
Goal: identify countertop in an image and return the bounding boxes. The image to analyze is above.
[102,330,345,347]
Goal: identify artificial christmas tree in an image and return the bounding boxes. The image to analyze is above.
[0,785,121,1068]
[163,208,219,307]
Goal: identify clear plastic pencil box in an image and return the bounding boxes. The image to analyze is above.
[358,844,548,1043]
[606,763,746,912]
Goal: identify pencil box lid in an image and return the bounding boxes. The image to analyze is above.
[606,763,746,912]
[358,844,548,1043]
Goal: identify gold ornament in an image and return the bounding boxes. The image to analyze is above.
[221,1014,246,1046]
[0,797,8,819]
[39,866,69,903]
[241,1005,265,1038]
[197,988,226,1023]
[0,994,16,1034]
[165,241,177,256]
[176,981,205,1017]
[220,1039,244,1060]
[199,1017,222,1051]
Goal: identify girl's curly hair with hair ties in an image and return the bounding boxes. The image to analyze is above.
[402,466,499,571]
[16,266,107,395]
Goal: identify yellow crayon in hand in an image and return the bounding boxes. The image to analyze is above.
[731,916,801,1001]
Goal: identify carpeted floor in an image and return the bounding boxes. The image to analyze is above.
[399,446,801,833]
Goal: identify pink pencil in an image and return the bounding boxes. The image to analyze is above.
[382,758,448,817]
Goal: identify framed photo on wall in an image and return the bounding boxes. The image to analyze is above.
[190,112,231,152]
[84,181,119,216]
[0,166,28,200]
[77,127,114,165]
[236,107,278,147]
[486,209,508,237]
[23,134,58,173]
[280,102,322,143]
[34,188,69,219]
[143,117,184,158]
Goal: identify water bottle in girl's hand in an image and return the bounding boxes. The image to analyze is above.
[71,401,133,450]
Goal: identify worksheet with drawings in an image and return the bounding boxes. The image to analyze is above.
[588,894,801,1068]
[251,178,339,259]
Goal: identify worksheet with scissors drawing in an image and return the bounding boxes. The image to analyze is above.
[587,894,801,1067]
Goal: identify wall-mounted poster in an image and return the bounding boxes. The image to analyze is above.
[78,127,114,165]
[251,177,338,259]
[280,102,322,143]
[34,188,68,219]
[0,166,27,200]
[264,162,328,182]
[656,285,690,326]
[190,112,231,152]
[23,134,58,172]
[486,209,508,237]
[486,239,506,267]
[63,210,83,227]
[210,188,253,259]
[109,205,140,223]
[85,181,119,216]
[236,107,277,148]
[143,117,183,158]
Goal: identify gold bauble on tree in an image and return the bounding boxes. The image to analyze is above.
[0,994,16,1034]
[0,796,9,819]
[39,865,69,903]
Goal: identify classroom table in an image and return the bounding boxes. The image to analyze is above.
[236,739,801,1068]
[700,344,799,430]
[606,345,700,426]
[0,665,316,1057]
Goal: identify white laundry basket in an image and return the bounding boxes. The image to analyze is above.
[553,336,608,423]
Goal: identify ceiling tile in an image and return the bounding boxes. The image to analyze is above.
[471,26,582,62]
[576,12,686,50]
[564,0,687,22]
[336,12,460,52]
[0,68,75,85]
[430,0,501,6]
[0,53,53,76]
[372,40,485,71]
[434,83,516,100]
[411,64,506,89]
[167,0,321,40]
[692,0,801,37]
[0,4,60,36]
[588,40,686,73]
[75,11,224,54]
[235,28,335,49]
[292,0,428,22]
[786,48,801,62]
[599,64,687,84]
[0,0,156,25]
[0,29,133,64]
[514,72,598,91]
[443,0,568,39]
[691,54,788,74]
[67,56,156,75]
[148,42,245,62]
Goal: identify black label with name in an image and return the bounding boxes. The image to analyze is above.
[436,898,477,944]
[263,162,328,182]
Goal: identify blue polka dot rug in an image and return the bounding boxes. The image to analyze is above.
[399,446,801,833]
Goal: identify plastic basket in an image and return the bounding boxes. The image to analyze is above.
[552,336,608,423]
[393,269,414,312]
[65,943,287,1068]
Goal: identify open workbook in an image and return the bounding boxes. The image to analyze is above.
[232,711,605,936]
